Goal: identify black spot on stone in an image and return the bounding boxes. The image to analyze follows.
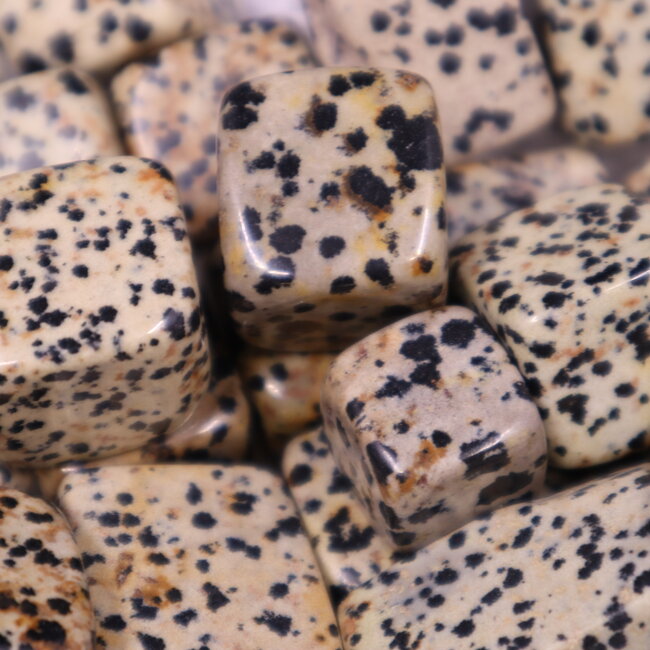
[346,398,365,421]
[125,16,152,42]
[432,430,452,447]
[254,256,295,295]
[311,102,338,132]
[277,152,301,179]
[557,393,589,424]
[347,166,394,210]
[320,182,340,202]
[350,71,377,87]
[440,51,461,73]
[330,275,356,294]
[269,225,306,254]
[345,127,368,152]
[242,206,263,241]
[460,432,510,480]
[375,376,411,399]
[364,258,394,287]
[329,74,351,96]
[440,319,476,348]
[254,610,292,637]
[371,11,391,31]
[478,471,534,506]
[289,464,312,486]
[50,32,74,62]
[192,512,217,529]
[366,441,397,485]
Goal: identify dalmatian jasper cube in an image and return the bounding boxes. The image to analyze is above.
[283,426,417,607]
[58,465,342,649]
[447,147,606,244]
[0,488,93,649]
[302,0,555,164]
[0,157,211,467]
[540,0,650,143]
[0,0,212,76]
[240,348,335,452]
[321,305,547,551]
[338,463,650,650]
[451,185,650,469]
[112,21,314,242]
[219,67,447,352]
[627,159,650,196]
[0,68,123,178]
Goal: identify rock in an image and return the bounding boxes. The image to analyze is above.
[218,67,447,351]
[302,0,555,163]
[0,488,93,649]
[447,147,606,244]
[240,349,334,452]
[539,0,650,143]
[0,157,211,466]
[0,68,123,178]
[451,185,650,468]
[321,305,547,550]
[58,464,342,649]
[111,21,314,242]
[338,463,650,650]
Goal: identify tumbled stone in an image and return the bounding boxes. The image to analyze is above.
[59,465,342,649]
[447,147,606,244]
[0,0,211,75]
[302,0,555,163]
[219,67,447,351]
[0,68,123,178]
[284,426,417,606]
[112,21,313,242]
[540,0,650,143]
[451,185,650,469]
[0,157,211,466]
[321,306,547,550]
[240,348,334,452]
[0,488,93,649]
[627,160,650,196]
[339,463,650,650]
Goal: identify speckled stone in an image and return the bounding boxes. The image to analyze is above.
[58,465,342,649]
[219,67,447,352]
[447,147,606,244]
[112,21,314,242]
[0,157,211,466]
[321,306,547,551]
[302,0,555,163]
[627,160,650,196]
[540,0,650,143]
[240,348,334,452]
[283,426,417,607]
[0,68,123,178]
[0,488,93,649]
[338,463,650,650]
[451,185,650,469]
[0,0,212,76]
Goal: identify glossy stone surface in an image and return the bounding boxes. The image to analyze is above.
[540,0,650,143]
[303,0,555,164]
[338,463,650,650]
[240,348,334,452]
[59,465,342,649]
[0,157,211,466]
[0,488,93,649]
[447,147,606,244]
[284,427,417,606]
[0,68,123,178]
[0,0,210,75]
[627,160,650,196]
[321,306,547,551]
[451,185,650,469]
[112,20,313,242]
[219,67,447,351]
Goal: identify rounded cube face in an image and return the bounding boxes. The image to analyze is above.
[0,157,211,466]
[0,68,123,178]
[218,67,448,352]
[321,306,547,551]
[451,185,650,469]
[540,0,650,144]
[302,0,555,164]
[112,22,314,242]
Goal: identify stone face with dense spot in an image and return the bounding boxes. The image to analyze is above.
[0,488,93,649]
[321,306,547,551]
[338,463,650,650]
[59,465,342,650]
[0,157,211,466]
[218,67,447,351]
[451,185,650,469]
[303,0,555,163]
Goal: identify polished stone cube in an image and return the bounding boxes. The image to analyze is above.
[0,157,211,466]
[303,0,555,163]
[218,67,447,351]
[321,306,547,550]
[112,21,314,242]
[451,185,650,468]
[59,464,341,649]
[0,68,123,178]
